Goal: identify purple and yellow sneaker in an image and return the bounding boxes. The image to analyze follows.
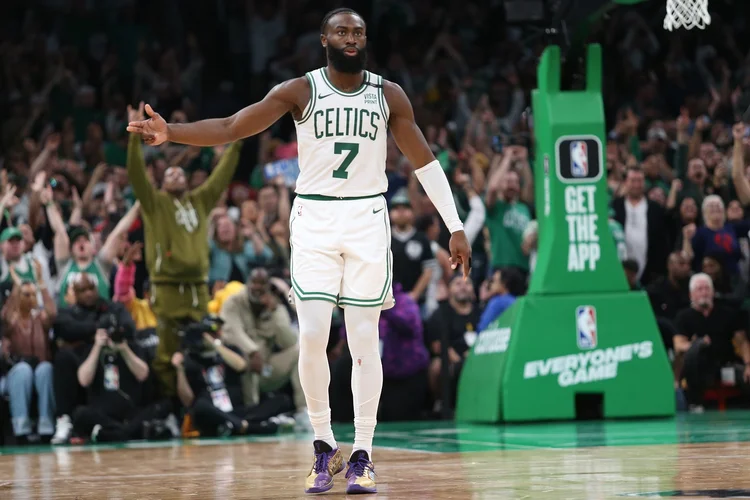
[304,440,344,494]
[345,450,377,494]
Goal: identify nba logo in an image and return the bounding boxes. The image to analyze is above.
[576,305,597,349]
[570,141,588,177]
[556,136,602,182]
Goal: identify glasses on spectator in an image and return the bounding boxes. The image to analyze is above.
[74,284,96,292]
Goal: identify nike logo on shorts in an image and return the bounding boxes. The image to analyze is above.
[373,207,384,214]
[318,93,334,99]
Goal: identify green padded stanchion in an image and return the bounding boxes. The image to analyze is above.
[455,45,675,423]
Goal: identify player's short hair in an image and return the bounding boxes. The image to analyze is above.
[320,7,365,34]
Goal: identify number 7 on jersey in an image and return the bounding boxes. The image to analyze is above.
[332,142,359,179]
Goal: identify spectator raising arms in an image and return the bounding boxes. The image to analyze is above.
[126,103,241,399]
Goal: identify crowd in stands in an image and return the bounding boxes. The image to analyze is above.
[1,0,750,445]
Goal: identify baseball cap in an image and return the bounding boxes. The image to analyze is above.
[0,227,23,243]
[68,226,91,246]
[389,189,411,208]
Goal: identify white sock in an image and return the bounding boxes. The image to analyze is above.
[296,298,337,449]
[344,306,383,460]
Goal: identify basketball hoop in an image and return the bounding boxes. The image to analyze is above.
[663,0,711,31]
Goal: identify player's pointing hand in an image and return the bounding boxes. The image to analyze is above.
[127,103,168,146]
[449,230,472,280]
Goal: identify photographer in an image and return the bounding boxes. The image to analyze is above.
[173,316,278,436]
[1,262,56,443]
[220,268,304,419]
[50,274,136,444]
[72,322,167,442]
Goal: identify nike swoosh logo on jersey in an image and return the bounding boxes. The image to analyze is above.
[318,93,334,99]
[373,208,384,214]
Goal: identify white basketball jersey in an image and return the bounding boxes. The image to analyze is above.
[293,68,389,198]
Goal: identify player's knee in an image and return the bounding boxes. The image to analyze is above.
[296,299,335,346]
[298,322,329,353]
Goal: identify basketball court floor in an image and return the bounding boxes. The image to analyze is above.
[1,411,749,499]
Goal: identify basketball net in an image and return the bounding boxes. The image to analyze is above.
[663,0,711,30]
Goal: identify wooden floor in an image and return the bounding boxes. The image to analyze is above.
[2,412,750,499]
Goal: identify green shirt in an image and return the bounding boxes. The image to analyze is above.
[0,255,37,285]
[57,256,112,308]
[485,199,531,271]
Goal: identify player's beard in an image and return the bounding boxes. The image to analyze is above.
[327,45,367,74]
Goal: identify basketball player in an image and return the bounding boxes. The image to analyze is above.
[127,8,471,494]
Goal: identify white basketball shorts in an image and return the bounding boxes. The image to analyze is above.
[289,194,395,310]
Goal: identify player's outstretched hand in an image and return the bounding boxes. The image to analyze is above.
[449,230,472,280]
[126,103,168,146]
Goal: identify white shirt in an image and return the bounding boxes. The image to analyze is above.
[624,197,648,279]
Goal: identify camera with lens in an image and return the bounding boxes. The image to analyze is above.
[179,315,224,352]
[97,312,125,343]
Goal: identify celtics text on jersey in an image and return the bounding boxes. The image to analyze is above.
[293,69,389,198]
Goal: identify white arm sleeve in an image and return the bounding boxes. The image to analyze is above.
[414,160,464,233]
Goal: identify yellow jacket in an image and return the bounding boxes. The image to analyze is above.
[125,297,157,330]
[208,281,245,315]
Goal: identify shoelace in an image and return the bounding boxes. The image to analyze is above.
[313,452,329,473]
[345,456,371,478]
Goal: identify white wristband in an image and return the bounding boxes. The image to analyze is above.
[414,160,464,233]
